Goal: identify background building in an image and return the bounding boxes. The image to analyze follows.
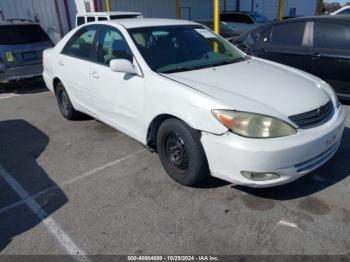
[0,0,319,37]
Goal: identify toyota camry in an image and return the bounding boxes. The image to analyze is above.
[43,18,347,188]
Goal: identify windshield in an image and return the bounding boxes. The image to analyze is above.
[0,25,50,45]
[128,25,245,73]
[250,13,270,23]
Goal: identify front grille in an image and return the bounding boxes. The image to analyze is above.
[289,100,334,129]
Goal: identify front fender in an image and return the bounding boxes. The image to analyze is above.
[143,73,228,136]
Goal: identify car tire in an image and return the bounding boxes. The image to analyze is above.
[157,118,210,186]
[55,82,83,120]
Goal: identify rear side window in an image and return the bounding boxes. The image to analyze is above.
[87,17,95,23]
[0,25,50,44]
[77,17,85,26]
[271,22,305,47]
[98,17,108,21]
[313,22,350,50]
[62,26,97,60]
[110,15,139,19]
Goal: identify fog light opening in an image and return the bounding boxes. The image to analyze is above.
[241,171,280,181]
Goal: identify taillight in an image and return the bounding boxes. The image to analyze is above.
[5,51,15,62]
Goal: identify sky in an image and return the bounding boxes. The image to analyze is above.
[325,0,348,4]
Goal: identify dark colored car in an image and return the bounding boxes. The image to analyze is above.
[196,20,241,42]
[220,11,270,33]
[0,22,53,84]
[233,16,350,100]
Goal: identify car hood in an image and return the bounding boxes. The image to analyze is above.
[164,57,330,118]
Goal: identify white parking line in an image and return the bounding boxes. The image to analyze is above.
[277,219,298,228]
[0,149,145,215]
[0,165,91,261]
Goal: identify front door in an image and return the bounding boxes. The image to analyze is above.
[263,22,308,71]
[305,21,350,97]
[89,26,145,141]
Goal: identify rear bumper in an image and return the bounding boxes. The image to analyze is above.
[0,63,43,84]
[201,105,347,188]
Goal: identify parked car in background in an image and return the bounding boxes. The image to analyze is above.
[331,6,350,15]
[76,12,143,27]
[43,18,346,188]
[220,11,270,33]
[196,20,241,42]
[0,22,53,84]
[233,16,350,100]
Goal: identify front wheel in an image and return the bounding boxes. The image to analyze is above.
[157,119,210,186]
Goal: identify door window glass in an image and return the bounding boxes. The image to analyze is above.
[271,22,305,47]
[62,26,97,60]
[338,9,350,15]
[87,17,95,23]
[96,28,133,65]
[77,17,85,26]
[313,22,350,50]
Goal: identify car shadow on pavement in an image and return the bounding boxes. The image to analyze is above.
[0,120,67,251]
[233,127,350,200]
[0,80,48,95]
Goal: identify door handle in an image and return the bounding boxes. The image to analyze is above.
[90,71,99,79]
[58,61,64,66]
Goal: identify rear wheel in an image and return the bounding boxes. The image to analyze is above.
[55,82,83,120]
[157,119,210,186]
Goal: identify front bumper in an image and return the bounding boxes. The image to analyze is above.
[0,63,43,84]
[201,105,347,188]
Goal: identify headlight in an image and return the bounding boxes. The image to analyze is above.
[212,110,297,138]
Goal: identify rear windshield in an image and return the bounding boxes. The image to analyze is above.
[0,25,50,45]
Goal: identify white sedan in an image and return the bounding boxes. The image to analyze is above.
[43,18,347,188]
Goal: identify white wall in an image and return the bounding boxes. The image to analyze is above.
[285,0,318,16]
[0,0,75,37]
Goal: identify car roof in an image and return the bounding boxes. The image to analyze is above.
[273,15,350,23]
[77,11,142,16]
[102,18,198,29]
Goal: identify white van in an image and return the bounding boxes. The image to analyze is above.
[76,12,143,27]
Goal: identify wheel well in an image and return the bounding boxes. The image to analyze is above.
[146,114,180,152]
[53,77,61,94]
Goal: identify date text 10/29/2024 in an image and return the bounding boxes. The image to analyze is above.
[127,256,219,261]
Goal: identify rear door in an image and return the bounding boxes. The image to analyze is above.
[262,21,308,71]
[58,25,98,114]
[305,20,350,97]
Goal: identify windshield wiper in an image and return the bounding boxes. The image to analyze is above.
[159,66,194,74]
[209,58,245,67]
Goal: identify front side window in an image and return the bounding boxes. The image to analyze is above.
[96,27,133,65]
[62,26,97,60]
[338,9,350,15]
[128,25,245,73]
[313,21,350,50]
[271,22,305,47]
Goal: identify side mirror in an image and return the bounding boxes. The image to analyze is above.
[110,59,137,75]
